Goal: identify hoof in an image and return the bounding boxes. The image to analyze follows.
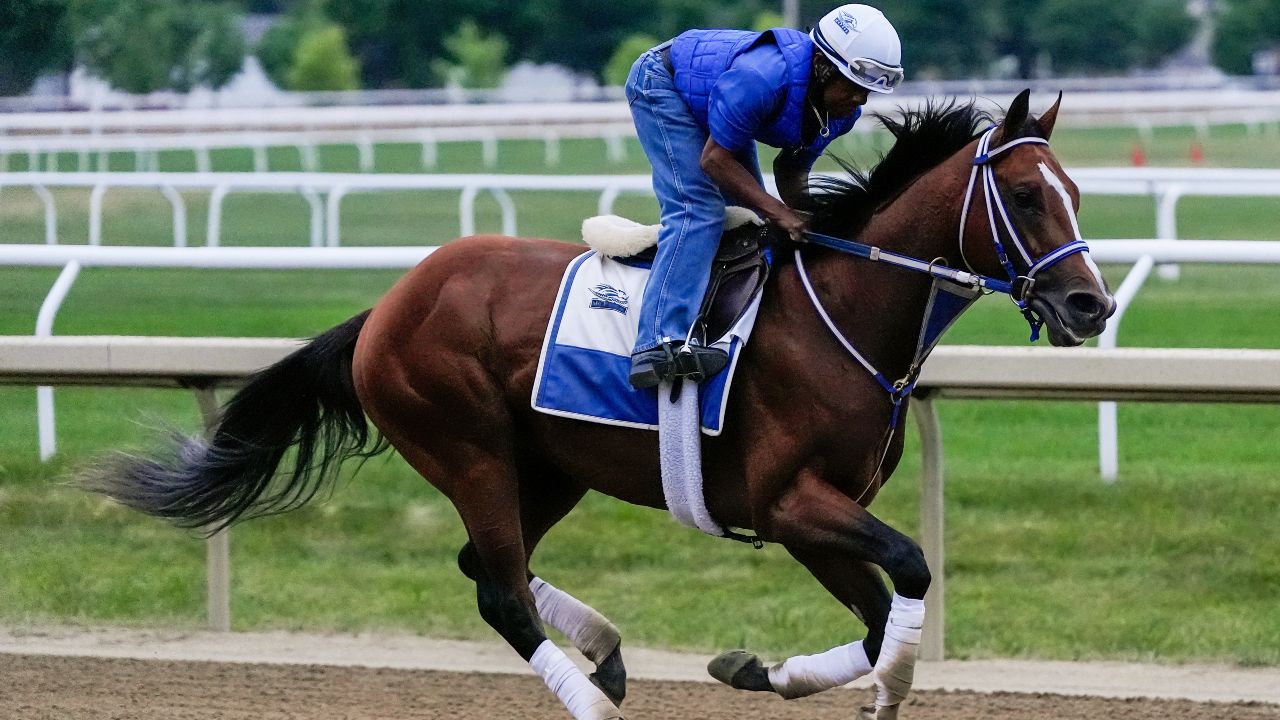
[589,644,627,706]
[589,671,626,708]
[707,650,773,692]
[857,703,901,720]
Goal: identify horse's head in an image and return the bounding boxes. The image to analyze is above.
[959,90,1116,346]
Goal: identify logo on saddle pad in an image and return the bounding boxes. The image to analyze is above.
[588,284,629,314]
[834,10,859,33]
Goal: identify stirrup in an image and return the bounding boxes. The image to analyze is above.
[628,342,680,389]
[672,344,729,382]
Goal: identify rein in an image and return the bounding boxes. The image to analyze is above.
[796,125,1093,429]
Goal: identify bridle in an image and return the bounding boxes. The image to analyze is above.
[794,124,1093,427]
[959,125,1090,341]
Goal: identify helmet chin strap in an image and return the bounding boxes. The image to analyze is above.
[958,126,1090,341]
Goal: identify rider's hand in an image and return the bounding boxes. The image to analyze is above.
[772,207,809,243]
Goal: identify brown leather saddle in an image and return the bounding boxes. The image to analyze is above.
[622,221,774,345]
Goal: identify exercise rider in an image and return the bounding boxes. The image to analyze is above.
[624,4,906,389]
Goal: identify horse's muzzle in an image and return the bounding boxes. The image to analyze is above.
[1028,283,1116,347]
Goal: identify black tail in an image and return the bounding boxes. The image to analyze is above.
[83,311,388,534]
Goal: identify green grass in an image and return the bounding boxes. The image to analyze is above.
[1,128,1279,666]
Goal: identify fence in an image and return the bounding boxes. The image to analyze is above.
[0,123,638,174]
[5,91,1280,135]
[4,240,1279,478]
[3,335,1278,660]
[6,92,1280,173]
[5,167,1280,251]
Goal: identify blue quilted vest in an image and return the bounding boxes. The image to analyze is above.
[670,28,847,152]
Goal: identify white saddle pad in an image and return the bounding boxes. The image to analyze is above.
[530,249,761,435]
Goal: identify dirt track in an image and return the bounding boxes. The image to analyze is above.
[7,654,1280,720]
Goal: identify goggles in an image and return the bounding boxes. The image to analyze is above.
[843,56,905,92]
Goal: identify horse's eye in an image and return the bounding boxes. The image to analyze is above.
[1012,187,1038,209]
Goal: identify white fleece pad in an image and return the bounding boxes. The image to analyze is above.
[582,206,762,257]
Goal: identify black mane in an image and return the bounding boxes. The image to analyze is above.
[804,99,994,236]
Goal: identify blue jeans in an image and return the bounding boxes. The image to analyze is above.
[625,48,763,354]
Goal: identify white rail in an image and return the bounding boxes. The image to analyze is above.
[0,123,638,173]
[3,336,1277,654]
[3,168,1280,250]
[4,93,1280,135]
[4,240,1279,471]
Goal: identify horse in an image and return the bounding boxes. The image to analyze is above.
[86,90,1115,719]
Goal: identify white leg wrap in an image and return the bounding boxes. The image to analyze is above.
[530,640,622,720]
[767,640,873,699]
[874,594,925,708]
[530,577,621,665]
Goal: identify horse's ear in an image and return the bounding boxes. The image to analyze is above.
[999,89,1032,144]
[1037,92,1063,139]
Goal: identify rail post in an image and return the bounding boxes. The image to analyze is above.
[32,184,57,245]
[160,185,188,248]
[326,185,349,247]
[914,395,945,661]
[1097,254,1156,482]
[195,386,232,632]
[88,184,107,246]
[35,261,82,460]
[206,184,230,247]
[1155,185,1184,280]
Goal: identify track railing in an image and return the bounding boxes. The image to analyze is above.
[4,168,1280,251]
[2,335,1277,658]
[4,240,1280,473]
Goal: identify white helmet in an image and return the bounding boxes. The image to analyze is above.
[810,4,904,94]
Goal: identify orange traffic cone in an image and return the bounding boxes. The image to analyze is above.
[1190,142,1205,165]
[1130,143,1147,167]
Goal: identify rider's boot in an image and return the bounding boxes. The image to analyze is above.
[629,341,729,389]
[628,341,680,389]
[672,342,728,382]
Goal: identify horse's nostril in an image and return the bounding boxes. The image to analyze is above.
[1066,291,1104,321]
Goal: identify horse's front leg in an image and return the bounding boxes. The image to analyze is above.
[762,472,929,718]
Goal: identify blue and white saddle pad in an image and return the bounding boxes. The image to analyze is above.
[532,250,762,435]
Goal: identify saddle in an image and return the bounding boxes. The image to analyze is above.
[581,209,773,345]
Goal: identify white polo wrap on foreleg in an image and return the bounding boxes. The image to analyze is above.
[767,639,874,699]
[530,640,621,720]
[874,594,925,708]
[530,576,621,665]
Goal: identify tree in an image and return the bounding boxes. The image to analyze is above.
[256,1,328,89]
[1031,0,1140,74]
[751,10,785,32]
[604,33,658,86]
[286,23,360,90]
[1133,0,1196,67]
[430,20,508,89]
[990,0,1044,79]
[73,0,245,93]
[172,2,248,91]
[872,0,993,79]
[0,0,73,96]
[1214,0,1280,74]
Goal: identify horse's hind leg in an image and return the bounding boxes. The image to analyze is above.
[392,437,622,720]
[458,474,628,706]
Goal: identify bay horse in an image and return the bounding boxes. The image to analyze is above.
[87,91,1114,719]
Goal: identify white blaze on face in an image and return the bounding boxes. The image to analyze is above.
[1038,161,1105,287]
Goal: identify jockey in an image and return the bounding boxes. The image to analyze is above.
[625,4,905,389]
